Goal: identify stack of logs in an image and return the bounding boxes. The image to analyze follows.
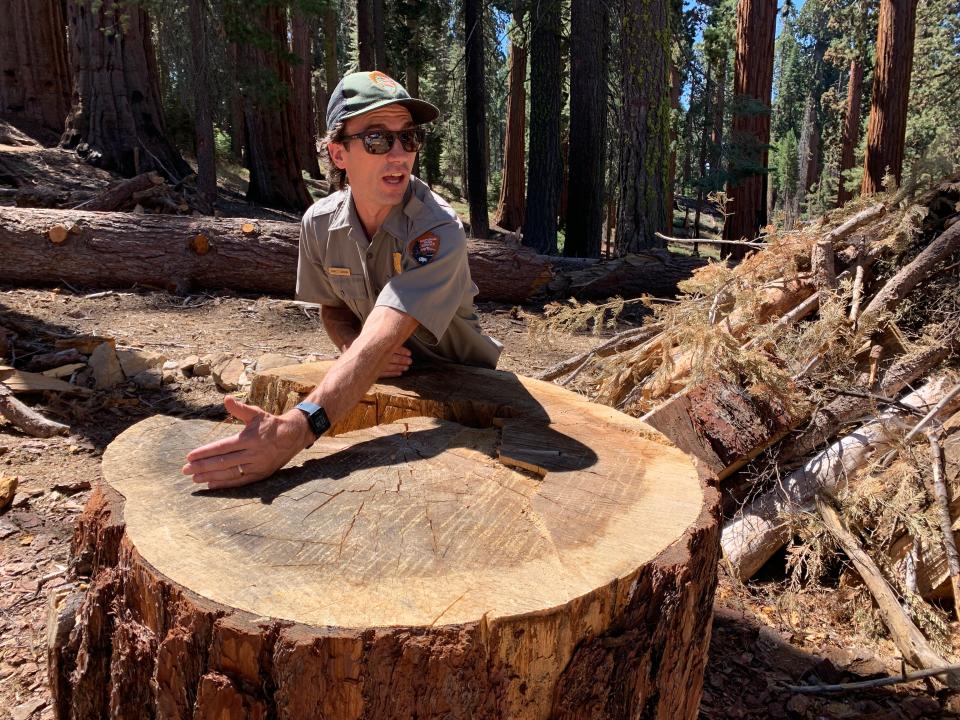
[542,175,960,682]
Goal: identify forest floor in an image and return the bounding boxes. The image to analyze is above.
[1,130,958,719]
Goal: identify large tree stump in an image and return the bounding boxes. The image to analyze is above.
[53,363,720,719]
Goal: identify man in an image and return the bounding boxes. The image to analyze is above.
[182,71,502,490]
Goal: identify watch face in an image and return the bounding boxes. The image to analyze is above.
[309,407,331,437]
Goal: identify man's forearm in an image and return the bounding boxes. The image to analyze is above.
[321,305,362,352]
[294,306,419,440]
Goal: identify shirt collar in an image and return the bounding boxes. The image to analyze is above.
[380,181,424,239]
[327,186,354,232]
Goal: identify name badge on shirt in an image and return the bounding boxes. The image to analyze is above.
[328,266,351,277]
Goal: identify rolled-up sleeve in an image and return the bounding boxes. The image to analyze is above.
[295,213,345,307]
[375,222,470,344]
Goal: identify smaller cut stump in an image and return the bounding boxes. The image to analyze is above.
[51,362,720,719]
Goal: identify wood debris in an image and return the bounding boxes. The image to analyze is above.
[544,174,960,667]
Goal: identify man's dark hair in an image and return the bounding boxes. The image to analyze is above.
[319,121,348,191]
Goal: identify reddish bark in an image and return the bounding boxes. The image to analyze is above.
[721,0,777,258]
[861,0,919,196]
[492,13,527,232]
[236,5,311,211]
[291,8,323,179]
[837,58,864,207]
[0,0,71,134]
[60,0,191,181]
[189,0,216,205]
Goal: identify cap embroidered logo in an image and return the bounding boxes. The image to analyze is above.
[368,71,399,94]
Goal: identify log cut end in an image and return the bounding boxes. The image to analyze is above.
[57,363,721,719]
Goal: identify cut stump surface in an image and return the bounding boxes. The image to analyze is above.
[55,362,720,719]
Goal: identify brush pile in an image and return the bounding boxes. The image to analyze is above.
[541,174,960,673]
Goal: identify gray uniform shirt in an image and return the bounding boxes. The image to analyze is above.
[296,177,503,369]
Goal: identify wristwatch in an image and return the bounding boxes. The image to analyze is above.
[295,401,331,447]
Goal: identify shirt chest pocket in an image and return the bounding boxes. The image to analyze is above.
[327,274,368,300]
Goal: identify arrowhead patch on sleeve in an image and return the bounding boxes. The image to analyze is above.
[408,232,440,266]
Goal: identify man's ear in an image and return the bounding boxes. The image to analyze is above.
[329,142,348,170]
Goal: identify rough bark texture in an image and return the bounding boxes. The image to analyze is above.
[549,250,709,301]
[860,0,919,196]
[523,0,562,254]
[291,8,323,180]
[60,0,191,181]
[0,0,72,133]
[357,0,375,71]
[236,5,312,211]
[464,0,489,239]
[721,0,777,257]
[52,363,721,720]
[188,0,216,204]
[0,207,553,302]
[837,58,864,207]
[564,0,609,257]
[616,0,671,253]
[492,7,527,233]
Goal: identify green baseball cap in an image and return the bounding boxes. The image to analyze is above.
[326,71,439,129]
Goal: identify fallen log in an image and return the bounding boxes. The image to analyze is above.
[0,207,552,303]
[926,428,960,620]
[777,342,955,463]
[722,374,960,580]
[857,220,960,333]
[817,498,960,688]
[55,362,720,719]
[0,382,69,437]
[547,248,711,301]
[73,172,164,212]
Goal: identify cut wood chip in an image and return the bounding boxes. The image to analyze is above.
[0,366,89,394]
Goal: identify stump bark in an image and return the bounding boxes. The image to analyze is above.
[53,362,720,719]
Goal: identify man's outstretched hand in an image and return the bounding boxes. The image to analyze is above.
[181,396,310,489]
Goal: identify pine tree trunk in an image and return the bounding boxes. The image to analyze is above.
[523,0,562,254]
[292,8,323,179]
[861,0,918,196]
[236,4,312,211]
[721,0,776,258]
[0,0,72,134]
[710,51,726,175]
[373,0,386,71]
[60,0,191,182]
[565,0,609,257]
[667,64,683,230]
[694,64,714,237]
[792,93,816,224]
[228,42,244,159]
[404,13,420,98]
[188,0,216,205]
[464,0,489,239]
[616,0,671,253]
[357,0,375,71]
[317,4,339,137]
[492,6,527,233]
[837,58,863,207]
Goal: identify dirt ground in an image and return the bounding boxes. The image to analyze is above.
[0,286,957,720]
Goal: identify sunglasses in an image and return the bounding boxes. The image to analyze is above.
[341,127,426,154]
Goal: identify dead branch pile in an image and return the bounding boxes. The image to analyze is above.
[14,171,219,215]
[542,174,960,673]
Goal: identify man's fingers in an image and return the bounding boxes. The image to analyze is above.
[183,434,249,464]
[192,463,265,489]
[181,448,250,476]
[394,346,412,358]
[225,395,263,424]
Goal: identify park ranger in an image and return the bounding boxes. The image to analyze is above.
[182,71,501,489]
